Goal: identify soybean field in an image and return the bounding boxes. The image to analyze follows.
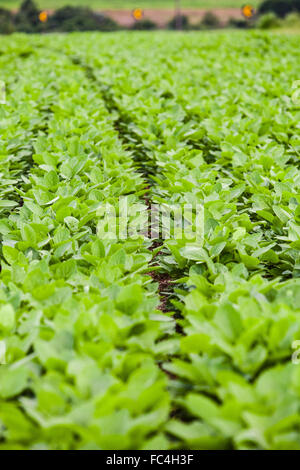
[0,31,300,450]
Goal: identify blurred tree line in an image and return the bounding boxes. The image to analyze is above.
[0,0,249,33]
[0,0,119,33]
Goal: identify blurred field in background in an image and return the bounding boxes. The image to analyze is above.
[0,0,259,10]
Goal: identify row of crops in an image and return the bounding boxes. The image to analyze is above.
[1,31,300,450]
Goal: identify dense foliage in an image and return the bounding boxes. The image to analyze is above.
[0,31,300,450]
[131,19,157,30]
[0,7,14,34]
[0,0,119,33]
[259,0,300,17]
[46,7,118,32]
[14,0,39,32]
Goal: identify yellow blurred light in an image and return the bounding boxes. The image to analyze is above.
[39,11,48,23]
[242,5,255,18]
[133,8,143,21]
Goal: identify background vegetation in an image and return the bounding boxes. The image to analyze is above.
[1,0,300,33]
[0,0,260,10]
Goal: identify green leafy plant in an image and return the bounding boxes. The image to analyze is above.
[282,11,300,27]
[1,30,300,450]
[256,12,282,28]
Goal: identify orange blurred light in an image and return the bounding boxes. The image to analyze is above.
[133,8,143,21]
[39,11,48,23]
[242,5,255,18]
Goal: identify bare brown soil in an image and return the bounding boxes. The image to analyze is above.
[102,8,242,27]
[12,7,243,27]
